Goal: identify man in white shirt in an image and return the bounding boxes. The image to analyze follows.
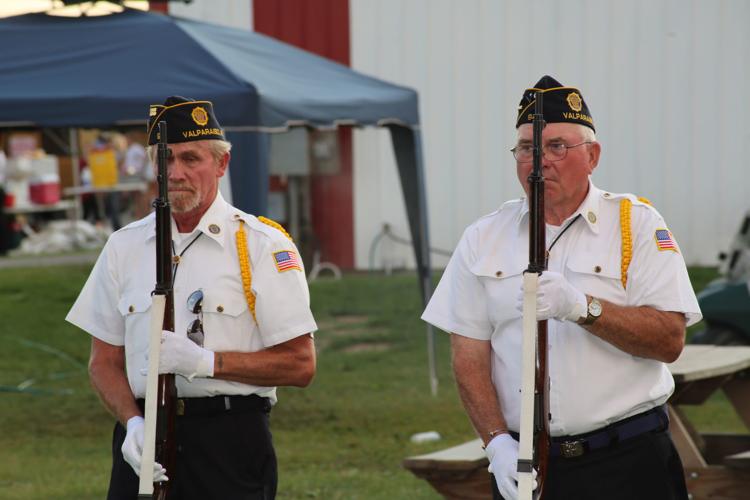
[422,76,700,500]
[67,96,317,500]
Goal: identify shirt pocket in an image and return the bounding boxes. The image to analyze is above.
[117,291,153,355]
[201,289,253,351]
[565,252,625,304]
[470,252,527,327]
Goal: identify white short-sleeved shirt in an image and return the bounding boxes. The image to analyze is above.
[66,193,317,403]
[422,182,701,436]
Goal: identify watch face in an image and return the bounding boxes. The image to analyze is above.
[589,299,603,317]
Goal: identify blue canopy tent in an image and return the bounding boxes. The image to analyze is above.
[0,8,438,392]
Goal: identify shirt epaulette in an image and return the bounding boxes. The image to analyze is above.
[238,213,293,243]
[474,198,522,222]
[116,213,154,233]
[258,216,293,241]
[500,198,525,212]
[601,191,653,207]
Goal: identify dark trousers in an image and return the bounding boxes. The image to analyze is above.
[491,429,688,500]
[107,402,277,500]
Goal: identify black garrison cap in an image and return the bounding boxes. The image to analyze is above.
[516,75,595,131]
[147,96,224,145]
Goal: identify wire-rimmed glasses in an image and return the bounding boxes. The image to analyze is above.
[510,141,592,163]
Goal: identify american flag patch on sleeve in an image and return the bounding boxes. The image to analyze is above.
[654,229,678,252]
[273,250,302,272]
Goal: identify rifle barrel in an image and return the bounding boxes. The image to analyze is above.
[528,92,551,499]
[152,121,177,500]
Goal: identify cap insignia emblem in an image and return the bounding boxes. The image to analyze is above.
[566,92,583,112]
[191,106,209,126]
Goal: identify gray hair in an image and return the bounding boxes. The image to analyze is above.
[576,124,597,143]
[146,139,232,164]
[516,123,597,143]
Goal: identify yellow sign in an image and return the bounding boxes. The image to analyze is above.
[88,147,118,187]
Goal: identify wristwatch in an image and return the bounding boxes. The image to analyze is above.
[577,296,603,325]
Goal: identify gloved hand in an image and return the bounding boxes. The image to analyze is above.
[144,330,215,382]
[516,270,587,322]
[485,433,537,500]
[121,416,168,482]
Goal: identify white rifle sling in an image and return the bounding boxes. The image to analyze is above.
[138,294,166,495]
[517,272,538,500]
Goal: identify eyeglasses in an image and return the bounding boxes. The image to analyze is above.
[510,141,592,163]
[186,289,204,347]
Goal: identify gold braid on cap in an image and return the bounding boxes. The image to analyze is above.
[235,221,257,322]
[619,196,652,289]
[234,216,295,323]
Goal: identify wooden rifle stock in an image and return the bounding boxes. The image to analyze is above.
[528,92,550,498]
[149,121,177,500]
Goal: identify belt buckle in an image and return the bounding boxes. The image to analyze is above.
[177,399,185,416]
[560,439,585,458]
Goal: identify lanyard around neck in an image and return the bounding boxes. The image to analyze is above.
[547,213,582,253]
[171,232,203,285]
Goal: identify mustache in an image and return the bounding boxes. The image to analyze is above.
[168,183,195,192]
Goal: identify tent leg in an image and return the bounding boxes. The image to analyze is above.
[68,128,83,248]
[427,323,438,396]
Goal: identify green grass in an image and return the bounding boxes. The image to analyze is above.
[0,264,742,499]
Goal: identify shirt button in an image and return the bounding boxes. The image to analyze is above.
[594,265,602,273]
[128,305,134,313]
[217,305,224,313]
[495,270,503,277]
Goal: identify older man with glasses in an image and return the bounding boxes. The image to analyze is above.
[67,96,317,500]
[422,76,700,500]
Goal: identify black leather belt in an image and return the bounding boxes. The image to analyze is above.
[137,394,271,417]
[512,405,669,459]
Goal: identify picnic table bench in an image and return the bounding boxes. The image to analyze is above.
[403,345,750,500]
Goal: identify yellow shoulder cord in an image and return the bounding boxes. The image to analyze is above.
[619,199,633,289]
[235,220,257,322]
[234,216,294,323]
[620,196,652,289]
[258,215,294,241]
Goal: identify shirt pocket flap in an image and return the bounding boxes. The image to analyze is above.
[202,290,249,318]
[117,292,153,316]
[469,252,527,280]
[566,252,621,280]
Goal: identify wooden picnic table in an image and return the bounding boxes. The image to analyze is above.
[668,345,750,499]
[403,345,750,500]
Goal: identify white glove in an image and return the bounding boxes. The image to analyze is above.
[485,433,537,500]
[147,330,215,382]
[516,270,587,322]
[121,416,168,482]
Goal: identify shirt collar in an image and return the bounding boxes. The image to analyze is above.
[146,191,230,247]
[516,179,601,235]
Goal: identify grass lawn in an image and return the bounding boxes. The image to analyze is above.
[0,264,742,499]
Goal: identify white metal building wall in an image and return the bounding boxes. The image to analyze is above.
[168,0,253,31]
[351,0,750,268]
